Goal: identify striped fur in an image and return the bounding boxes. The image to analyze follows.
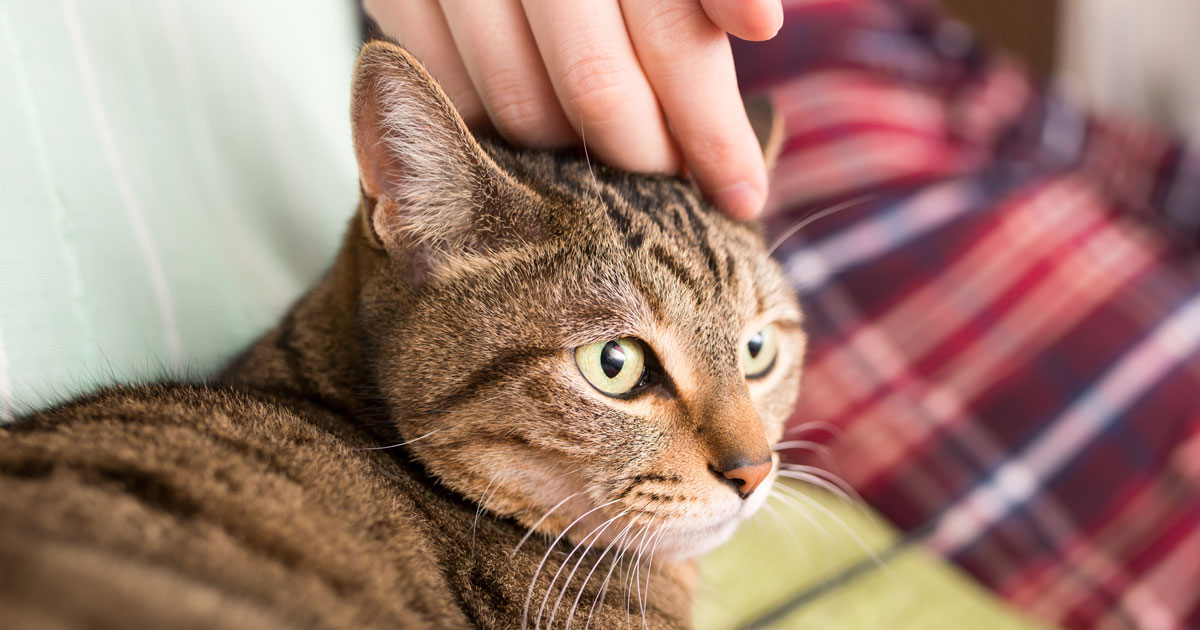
[0,42,803,629]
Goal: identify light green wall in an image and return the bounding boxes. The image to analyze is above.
[0,0,359,418]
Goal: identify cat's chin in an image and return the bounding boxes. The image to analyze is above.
[652,518,743,560]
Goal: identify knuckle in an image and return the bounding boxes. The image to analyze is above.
[557,52,629,113]
[477,71,550,139]
[489,94,547,140]
[640,1,710,47]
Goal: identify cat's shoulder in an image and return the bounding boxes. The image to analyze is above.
[9,381,351,447]
[1,380,410,512]
[0,382,470,629]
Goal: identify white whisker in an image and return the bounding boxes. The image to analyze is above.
[522,499,619,630]
[783,419,844,440]
[471,473,502,555]
[775,483,888,573]
[356,427,441,450]
[777,469,852,503]
[770,483,832,539]
[762,502,808,564]
[767,193,877,256]
[778,465,864,506]
[639,528,666,630]
[586,519,654,630]
[580,116,607,212]
[622,503,663,630]
[566,520,634,629]
[624,522,656,630]
[512,491,585,556]
[772,439,834,463]
[777,470,878,533]
[544,511,627,629]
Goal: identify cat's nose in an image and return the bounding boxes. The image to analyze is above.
[715,459,773,499]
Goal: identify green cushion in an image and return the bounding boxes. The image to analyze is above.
[0,0,359,418]
[695,480,1053,629]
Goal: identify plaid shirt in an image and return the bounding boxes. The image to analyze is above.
[736,1,1200,628]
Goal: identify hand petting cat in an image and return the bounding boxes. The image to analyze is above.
[363,0,781,220]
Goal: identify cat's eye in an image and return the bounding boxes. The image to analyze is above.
[743,324,780,378]
[575,338,648,397]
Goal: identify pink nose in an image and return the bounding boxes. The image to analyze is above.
[717,460,773,499]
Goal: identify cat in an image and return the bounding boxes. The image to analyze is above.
[0,41,803,629]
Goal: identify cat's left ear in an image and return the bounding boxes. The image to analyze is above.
[350,41,534,269]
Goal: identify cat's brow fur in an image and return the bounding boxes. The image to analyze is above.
[0,42,803,629]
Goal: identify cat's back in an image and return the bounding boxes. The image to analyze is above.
[0,383,466,629]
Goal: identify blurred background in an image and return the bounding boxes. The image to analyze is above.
[944,0,1200,142]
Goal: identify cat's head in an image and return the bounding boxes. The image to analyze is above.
[349,41,803,559]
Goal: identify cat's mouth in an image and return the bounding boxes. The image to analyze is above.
[650,469,779,559]
[556,466,778,561]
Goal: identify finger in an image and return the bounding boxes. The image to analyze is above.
[523,0,682,175]
[363,0,486,126]
[698,0,783,42]
[439,0,576,147]
[621,0,767,219]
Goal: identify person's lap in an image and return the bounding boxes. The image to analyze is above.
[741,2,1200,628]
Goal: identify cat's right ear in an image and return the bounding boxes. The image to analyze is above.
[350,41,530,275]
[743,93,784,172]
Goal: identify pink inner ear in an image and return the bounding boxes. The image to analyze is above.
[353,86,408,252]
[354,87,406,201]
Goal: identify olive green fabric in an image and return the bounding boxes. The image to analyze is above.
[0,0,358,419]
[696,480,1053,629]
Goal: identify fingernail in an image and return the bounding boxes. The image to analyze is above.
[716,182,764,220]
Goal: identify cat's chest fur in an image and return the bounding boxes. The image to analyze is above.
[0,384,691,629]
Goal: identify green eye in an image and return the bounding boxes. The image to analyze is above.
[743,324,779,378]
[575,338,647,397]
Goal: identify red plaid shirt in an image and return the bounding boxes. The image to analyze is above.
[737,1,1200,628]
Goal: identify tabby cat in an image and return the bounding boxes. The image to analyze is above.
[0,42,803,629]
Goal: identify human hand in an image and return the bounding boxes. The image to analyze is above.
[363,0,782,219]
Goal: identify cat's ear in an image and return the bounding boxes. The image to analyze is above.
[744,93,785,171]
[350,41,531,266]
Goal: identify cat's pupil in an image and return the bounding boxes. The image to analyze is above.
[600,341,626,378]
[747,333,764,358]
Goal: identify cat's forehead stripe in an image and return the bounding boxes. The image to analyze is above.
[480,141,782,337]
[646,244,707,310]
[592,175,728,287]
